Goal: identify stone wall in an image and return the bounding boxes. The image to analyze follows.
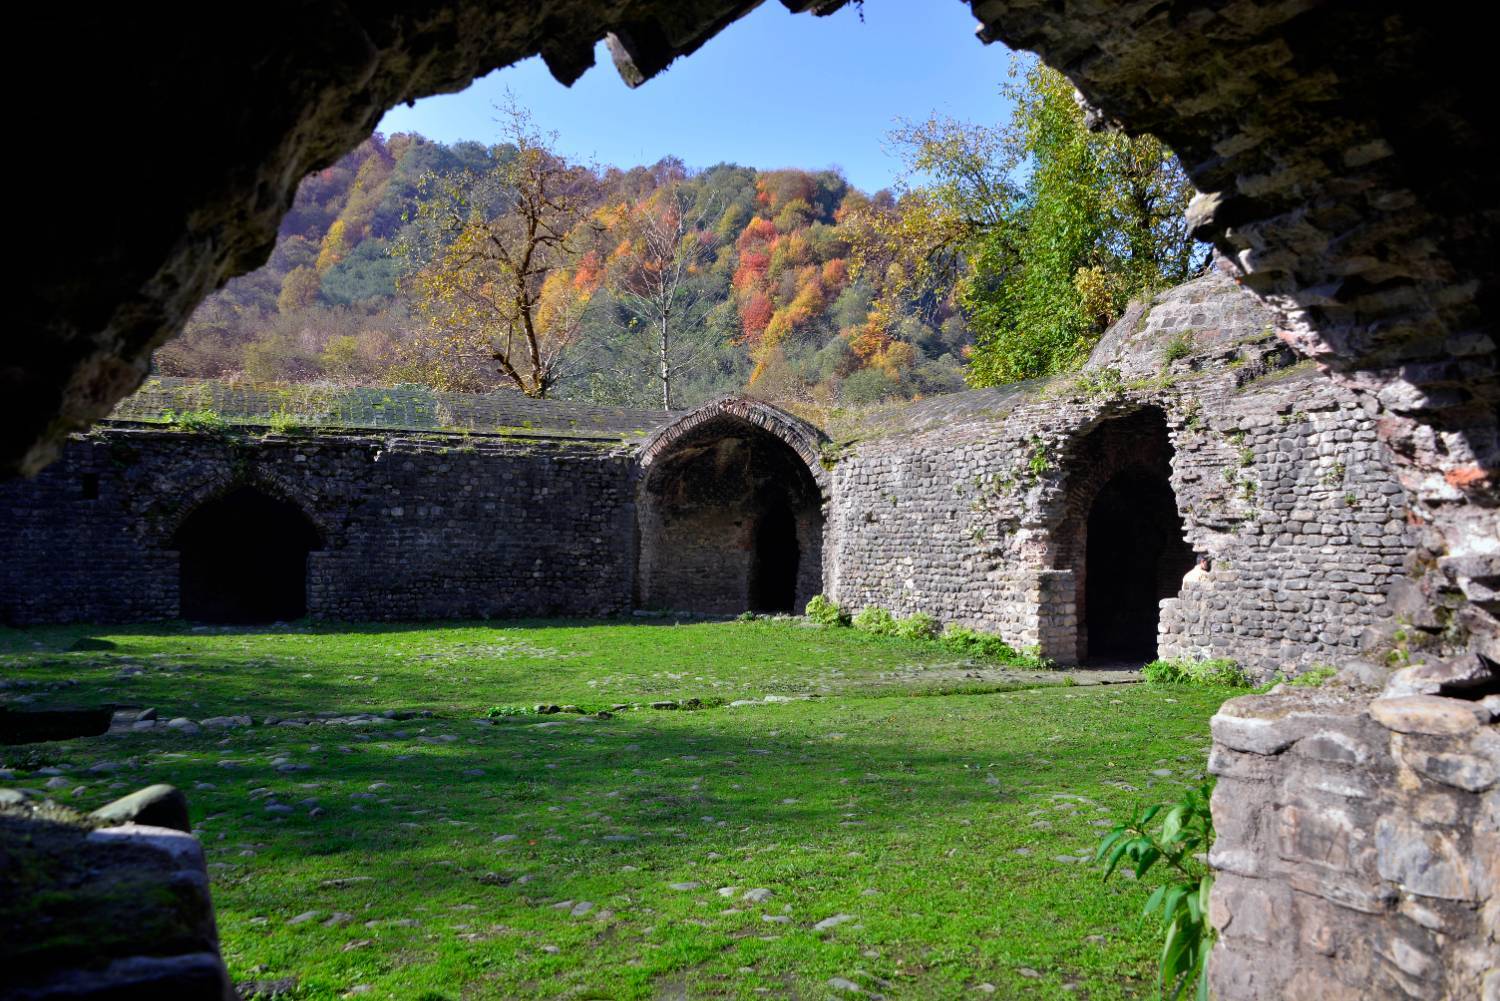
[2,795,234,1000]
[1209,687,1498,1000]
[1,273,1418,680]
[826,272,1416,674]
[0,430,640,624]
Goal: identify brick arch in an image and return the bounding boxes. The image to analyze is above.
[638,396,831,498]
[635,397,828,615]
[161,470,330,549]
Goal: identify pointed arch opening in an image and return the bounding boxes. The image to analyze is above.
[637,401,825,616]
[171,486,322,623]
[1055,406,1195,664]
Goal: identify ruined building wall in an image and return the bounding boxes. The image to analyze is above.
[1,274,1417,679]
[826,273,1416,674]
[0,431,639,624]
[1209,687,1498,1001]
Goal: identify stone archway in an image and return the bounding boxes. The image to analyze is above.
[170,485,322,623]
[636,398,827,615]
[1083,466,1196,661]
[1053,406,1194,663]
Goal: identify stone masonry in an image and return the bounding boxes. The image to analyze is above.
[3,271,1415,683]
[1,432,643,624]
[825,269,1415,673]
[1209,687,1498,1000]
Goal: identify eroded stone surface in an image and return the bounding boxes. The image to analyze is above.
[1210,685,1497,1000]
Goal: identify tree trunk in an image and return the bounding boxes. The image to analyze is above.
[659,315,672,410]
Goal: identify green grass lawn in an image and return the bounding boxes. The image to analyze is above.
[1,620,1234,1000]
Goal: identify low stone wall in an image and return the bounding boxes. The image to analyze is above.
[1208,685,1498,1000]
[2,798,233,1000]
[0,431,639,623]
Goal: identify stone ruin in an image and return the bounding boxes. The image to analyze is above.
[4,1,1496,998]
[2,711,234,1000]
[0,270,1413,679]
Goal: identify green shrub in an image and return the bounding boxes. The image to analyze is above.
[852,606,896,635]
[265,411,305,436]
[1286,664,1337,687]
[1142,658,1250,688]
[1097,782,1217,1001]
[485,704,537,718]
[893,612,940,641]
[1163,331,1194,364]
[939,625,1051,668]
[804,594,850,627]
[165,408,230,436]
[1252,663,1337,693]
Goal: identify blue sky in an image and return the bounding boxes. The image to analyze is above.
[376,1,1019,193]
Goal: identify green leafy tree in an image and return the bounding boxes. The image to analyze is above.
[924,57,1204,386]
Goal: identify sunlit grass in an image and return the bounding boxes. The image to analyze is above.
[1,620,1232,999]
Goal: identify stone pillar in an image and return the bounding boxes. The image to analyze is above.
[1034,569,1078,664]
[1207,686,1497,1000]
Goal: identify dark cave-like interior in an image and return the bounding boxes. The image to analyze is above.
[1084,468,1196,661]
[173,486,321,623]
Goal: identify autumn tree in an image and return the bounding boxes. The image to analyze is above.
[397,100,599,397]
[607,184,719,410]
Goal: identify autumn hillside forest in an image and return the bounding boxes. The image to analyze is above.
[161,59,1206,410]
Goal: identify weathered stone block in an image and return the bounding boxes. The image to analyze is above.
[89,784,191,833]
[1375,817,1480,902]
[1371,696,1485,736]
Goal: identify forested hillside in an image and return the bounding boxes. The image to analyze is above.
[160,59,1202,410]
[161,135,968,408]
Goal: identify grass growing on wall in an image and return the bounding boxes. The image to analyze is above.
[2,620,1240,1000]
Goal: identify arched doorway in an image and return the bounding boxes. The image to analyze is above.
[748,501,800,613]
[637,400,825,616]
[1084,468,1196,661]
[172,486,321,623]
[1055,407,1195,663]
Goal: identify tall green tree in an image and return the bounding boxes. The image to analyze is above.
[895,57,1203,387]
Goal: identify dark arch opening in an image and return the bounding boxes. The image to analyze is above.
[1084,468,1196,662]
[748,500,800,613]
[638,415,822,616]
[172,486,321,623]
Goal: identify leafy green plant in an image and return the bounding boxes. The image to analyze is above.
[485,704,538,718]
[1288,665,1337,687]
[1097,782,1217,1001]
[1027,439,1052,479]
[804,594,850,627]
[265,411,305,436]
[852,606,897,635]
[1142,658,1250,688]
[165,408,230,436]
[1253,664,1337,693]
[1073,366,1126,400]
[893,612,940,641]
[1163,332,1194,364]
[940,625,1051,668]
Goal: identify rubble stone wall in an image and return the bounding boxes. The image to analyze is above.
[826,273,1416,674]
[1209,688,1498,1001]
[0,431,639,624]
